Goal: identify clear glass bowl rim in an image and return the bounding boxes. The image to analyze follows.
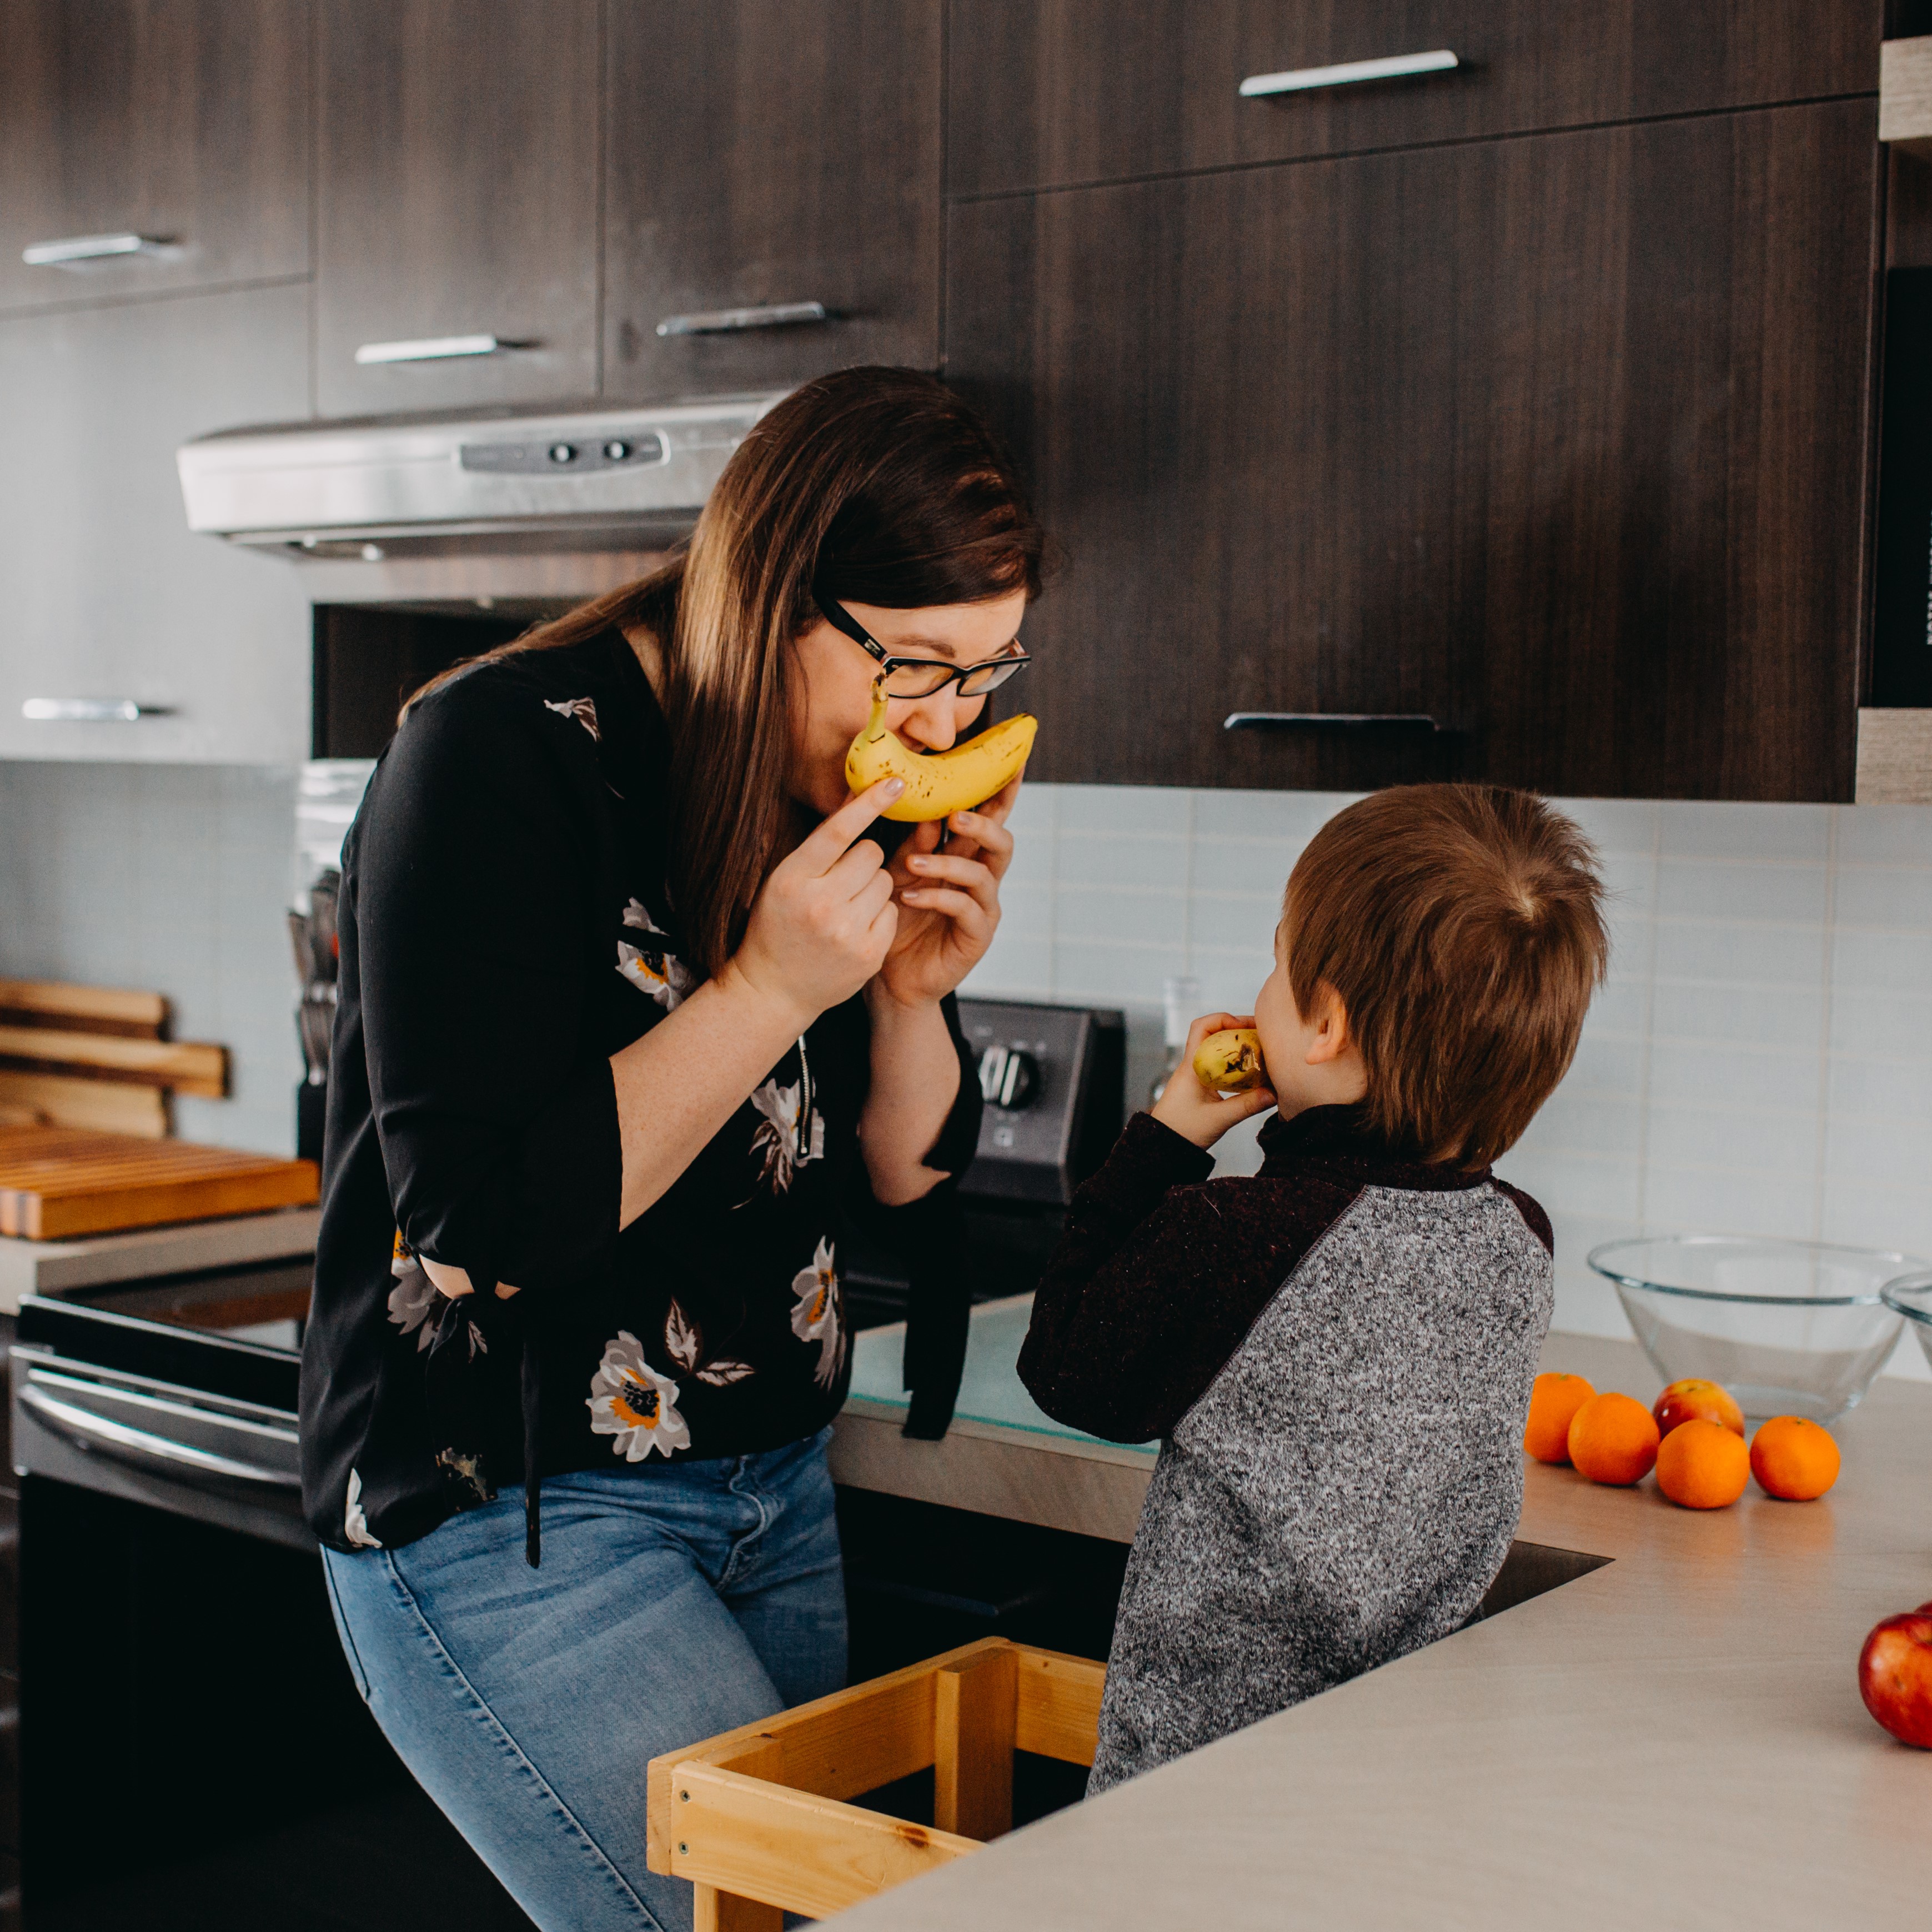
[1587,1235,1930,1309]
[1881,1270,1932,1326]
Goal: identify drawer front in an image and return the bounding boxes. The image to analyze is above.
[948,0,1880,197]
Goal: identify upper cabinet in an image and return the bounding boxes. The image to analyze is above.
[0,0,312,314]
[949,0,1881,195]
[0,285,312,766]
[603,1,941,401]
[950,99,1880,801]
[313,0,601,416]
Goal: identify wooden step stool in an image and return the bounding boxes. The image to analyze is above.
[646,1637,1106,1929]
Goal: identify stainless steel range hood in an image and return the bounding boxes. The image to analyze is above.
[177,394,787,559]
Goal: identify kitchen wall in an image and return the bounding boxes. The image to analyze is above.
[0,760,299,1156]
[962,785,1932,1382]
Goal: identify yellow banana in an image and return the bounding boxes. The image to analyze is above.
[1192,1027,1266,1092]
[844,681,1038,823]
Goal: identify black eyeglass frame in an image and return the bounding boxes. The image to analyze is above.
[812,588,1031,700]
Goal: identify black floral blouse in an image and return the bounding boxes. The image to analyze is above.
[298,629,981,1560]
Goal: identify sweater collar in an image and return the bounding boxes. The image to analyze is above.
[1257,1103,1491,1192]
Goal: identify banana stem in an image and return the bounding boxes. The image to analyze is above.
[860,678,890,746]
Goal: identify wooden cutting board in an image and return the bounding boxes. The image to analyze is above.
[0,1125,319,1241]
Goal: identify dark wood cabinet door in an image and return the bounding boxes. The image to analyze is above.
[949,100,1878,800]
[949,0,1880,197]
[604,1,941,401]
[315,0,600,416]
[0,0,310,314]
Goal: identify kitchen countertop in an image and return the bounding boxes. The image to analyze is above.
[829,1321,1932,1929]
[0,1206,320,1314]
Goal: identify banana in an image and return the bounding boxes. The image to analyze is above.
[845,681,1038,823]
[1192,1027,1266,1092]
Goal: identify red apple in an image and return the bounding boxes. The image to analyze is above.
[1858,1608,1932,1748]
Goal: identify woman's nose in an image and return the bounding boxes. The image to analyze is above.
[897,691,965,752]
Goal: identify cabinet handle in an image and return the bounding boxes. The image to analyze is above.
[22,697,175,723]
[353,333,531,365]
[656,300,830,338]
[1240,50,1459,98]
[1223,711,1445,731]
[21,231,178,267]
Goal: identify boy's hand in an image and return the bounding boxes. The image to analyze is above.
[1150,1012,1277,1151]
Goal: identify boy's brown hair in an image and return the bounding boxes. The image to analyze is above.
[1286,784,1608,1168]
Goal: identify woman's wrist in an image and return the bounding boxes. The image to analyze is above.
[864,977,945,1023]
[713,954,821,1042]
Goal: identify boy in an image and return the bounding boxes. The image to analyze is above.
[1018,784,1608,1793]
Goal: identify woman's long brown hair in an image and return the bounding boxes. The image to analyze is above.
[405,367,1045,978]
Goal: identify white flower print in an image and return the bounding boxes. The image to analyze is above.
[664,1297,755,1388]
[543,695,601,741]
[747,1078,824,1197]
[616,899,694,1011]
[790,1236,845,1388]
[386,1263,439,1353]
[587,1331,691,1462]
[344,1468,383,1548]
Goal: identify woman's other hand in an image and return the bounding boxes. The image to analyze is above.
[1149,1012,1278,1152]
[725,778,904,1028]
[874,770,1021,1010]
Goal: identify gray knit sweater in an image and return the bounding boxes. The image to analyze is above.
[1018,1107,1554,1794]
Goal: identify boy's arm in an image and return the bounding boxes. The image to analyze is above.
[1016,1113,1361,1443]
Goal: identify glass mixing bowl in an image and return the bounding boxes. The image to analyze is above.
[1587,1236,1928,1423]
[1881,1271,1932,1380]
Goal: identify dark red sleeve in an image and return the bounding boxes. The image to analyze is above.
[1017,1113,1364,1443]
[1493,1180,1554,1254]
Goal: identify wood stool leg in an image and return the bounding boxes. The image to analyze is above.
[693,1883,784,1932]
[934,1644,1017,1841]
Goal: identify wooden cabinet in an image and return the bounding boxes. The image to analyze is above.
[0,0,311,315]
[950,99,1879,800]
[949,0,1881,196]
[314,0,600,416]
[603,1,942,401]
[0,285,312,765]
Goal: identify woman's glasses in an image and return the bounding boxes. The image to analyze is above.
[814,589,1031,700]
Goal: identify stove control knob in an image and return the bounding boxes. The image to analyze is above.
[978,1044,1040,1111]
[548,441,577,464]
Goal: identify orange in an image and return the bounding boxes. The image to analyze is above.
[1654,1417,1750,1508]
[1750,1416,1840,1500]
[1524,1372,1596,1463]
[1567,1391,1660,1486]
[1653,1377,1745,1440]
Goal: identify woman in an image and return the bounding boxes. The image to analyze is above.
[302,367,1043,1930]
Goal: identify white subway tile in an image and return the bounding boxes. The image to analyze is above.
[1194,950,1273,1017]
[1816,1176,1932,1264]
[1581,977,1649,1037]
[1826,1053,1932,1124]
[1829,990,1932,1062]
[1053,885,1187,946]
[1053,829,1190,892]
[1828,927,1932,995]
[962,934,1052,999]
[1189,836,1299,897]
[1646,1042,1820,1111]
[1821,1111,1932,1190]
[1882,1328,1932,1384]
[1831,865,1932,934]
[1656,800,1832,861]
[1643,1103,1819,1178]
[1190,789,1357,842]
[1650,980,1824,1049]
[1187,894,1279,955]
[1639,1164,1818,1242]
[1514,1088,1643,1160]
[1002,781,1060,840]
[1494,1148,1642,1220]
[990,879,1053,940]
[1548,797,1659,859]
[1833,804,1932,867]
[1561,1033,1646,1096]
[1654,857,1829,924]
[1055,785,1190,837]
[1650,919,1827,988]
[1053,939,1188,1006]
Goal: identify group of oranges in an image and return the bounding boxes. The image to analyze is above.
[1525,1372,1840,1509]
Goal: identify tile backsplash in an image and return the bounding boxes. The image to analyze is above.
[963,786,1932,1382]
[0,761,300,1156]
[4,758,1929,1384]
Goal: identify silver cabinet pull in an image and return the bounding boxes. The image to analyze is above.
[22,697,174,723]
[1240,50,1458,98]
[1224,711,1445,730]
[18,1382,302,1490]
[656,300,830,338]
[353,333,530,365]
[22,231,178,267]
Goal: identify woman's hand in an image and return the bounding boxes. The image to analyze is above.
[873,771,1021,1011]
[1150,1012,1277,1151]
[724,778,904,1029]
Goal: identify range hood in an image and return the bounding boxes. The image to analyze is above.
[177,394,787,559]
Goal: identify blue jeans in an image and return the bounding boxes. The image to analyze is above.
[321,1429,846,1932]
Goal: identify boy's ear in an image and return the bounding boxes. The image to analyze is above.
[1303,982,1353,1065]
